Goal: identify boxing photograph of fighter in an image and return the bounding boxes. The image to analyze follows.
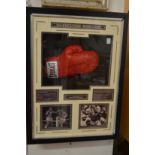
[79,104,109,128]
[40,105,72,130]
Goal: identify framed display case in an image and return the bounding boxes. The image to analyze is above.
[27,7,128,144]
[42,0,109,10]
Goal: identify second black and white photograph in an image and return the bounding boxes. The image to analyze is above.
[40,104,72,130]
[79,104,109,128]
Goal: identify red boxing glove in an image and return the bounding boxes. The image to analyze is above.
[45,45,99,78]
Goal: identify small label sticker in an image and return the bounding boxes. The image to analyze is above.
[46,61,58,78]
[106,38,111,45]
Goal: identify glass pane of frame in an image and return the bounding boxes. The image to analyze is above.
[27,8,128,143]
[42,33,113,89]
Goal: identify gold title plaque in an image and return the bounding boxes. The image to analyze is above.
[51,23,107,30]
[42,0,108,10]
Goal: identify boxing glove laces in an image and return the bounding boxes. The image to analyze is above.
[45,45,99,78]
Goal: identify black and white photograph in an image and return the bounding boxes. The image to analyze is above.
[79,104,109,128]
[40,105,72,130]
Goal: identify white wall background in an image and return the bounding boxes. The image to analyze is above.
[28,140,113,155]
[27,0,125,155]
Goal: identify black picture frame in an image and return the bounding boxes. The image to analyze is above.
[26,7,128,144]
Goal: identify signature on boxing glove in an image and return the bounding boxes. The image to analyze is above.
[44,45,99,78]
